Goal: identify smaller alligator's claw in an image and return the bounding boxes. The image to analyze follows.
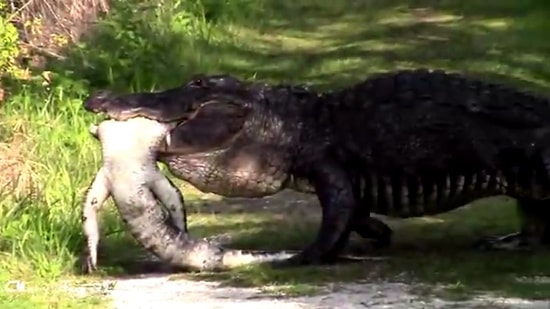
[80,248,98,274]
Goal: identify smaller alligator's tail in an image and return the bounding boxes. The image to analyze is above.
[117,193,293,271]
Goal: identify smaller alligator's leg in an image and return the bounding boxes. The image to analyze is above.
[149,175,187,232]
[272,161,355,267]
[81,167,110,273]
[474,199,550,251]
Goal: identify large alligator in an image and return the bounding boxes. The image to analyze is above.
[81,116,293,273]
[85,69,550,266]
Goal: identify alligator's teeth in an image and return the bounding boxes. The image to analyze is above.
[89,124,99,136]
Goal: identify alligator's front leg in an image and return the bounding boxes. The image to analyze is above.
[272,161,355,267]
[81,167,110,273]
[149,175,187,232]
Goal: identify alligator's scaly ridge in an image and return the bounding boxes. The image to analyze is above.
[81,117,293,273]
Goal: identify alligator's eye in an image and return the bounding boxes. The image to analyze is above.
[187,76,207,88]
[187,80,199,87]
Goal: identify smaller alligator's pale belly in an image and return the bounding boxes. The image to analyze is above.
[103,160,168,213]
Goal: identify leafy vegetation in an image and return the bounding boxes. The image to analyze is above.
[0,15,18,75]
[1,0,550,307]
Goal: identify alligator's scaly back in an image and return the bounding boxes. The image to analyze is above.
[81,117,293,273]
[326,69,550,173]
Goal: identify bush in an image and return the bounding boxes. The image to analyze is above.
[51,0,225,92]
[0,3,20,78]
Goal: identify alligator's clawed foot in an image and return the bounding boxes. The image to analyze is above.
[351,216,393,252]
[371,235,392,249]
[80,249,97,274]
[473,232,535,251]
[345,240,386,255]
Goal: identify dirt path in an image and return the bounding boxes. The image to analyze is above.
[83,189,547,309]
[103,274,549,309]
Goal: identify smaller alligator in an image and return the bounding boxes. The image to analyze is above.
[81,116,293,273]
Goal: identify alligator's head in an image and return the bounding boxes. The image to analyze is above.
[83,74,316,155]
[84,75,257,122]
[83,75,319,197]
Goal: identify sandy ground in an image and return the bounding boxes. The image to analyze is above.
[102,274,549,309]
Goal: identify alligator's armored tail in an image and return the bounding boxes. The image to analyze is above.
[84,69,550,265]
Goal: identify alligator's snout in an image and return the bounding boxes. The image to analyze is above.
[84,90,150,122]
[84,90,116,113]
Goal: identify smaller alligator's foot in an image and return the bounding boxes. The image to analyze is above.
[80,247,98,274]
[473,232,536,251]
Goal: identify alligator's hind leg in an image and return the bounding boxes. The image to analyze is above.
[478,145,550,250]
[81,167,110,273]
[351,215,393,249]
[474,198,550,251]
[149,175,187,233]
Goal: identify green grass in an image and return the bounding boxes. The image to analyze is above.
[2,0,550,306]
